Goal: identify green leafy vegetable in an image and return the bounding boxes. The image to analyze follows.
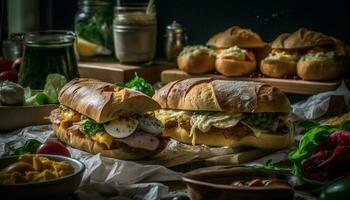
[24,74,67,105]
[263,159,281,170]
[11,139,42,155]
[81,118,105,136]
[289,125,339,163]
[75,2,114,51]
[298,120,320,135]
[289,124,342,186]
[116,73,155,97]
[43,73,67,103]
[25,92,50,105]
[244,113,277,130]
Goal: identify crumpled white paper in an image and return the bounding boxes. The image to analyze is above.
[0,125,181,200]
[292,81,350,120]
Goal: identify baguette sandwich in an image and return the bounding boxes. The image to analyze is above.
[49,78,168,160]
[153,78,293,150]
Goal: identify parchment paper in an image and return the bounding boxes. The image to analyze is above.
[292,81,350,120]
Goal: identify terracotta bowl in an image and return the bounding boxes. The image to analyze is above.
[182,167,294,200]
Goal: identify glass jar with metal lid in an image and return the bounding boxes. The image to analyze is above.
[75,0,115,59]
[18,31,79,89]
[113,3,157,64]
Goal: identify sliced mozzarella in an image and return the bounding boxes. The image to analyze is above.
[138,115,164,135]
[104,118,138,138]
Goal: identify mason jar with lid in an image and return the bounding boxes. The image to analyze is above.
[18,31,79,89]
[113,3,157,64]
[75,0,115,59]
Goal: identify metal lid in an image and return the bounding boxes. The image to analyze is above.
[166,21,184,33]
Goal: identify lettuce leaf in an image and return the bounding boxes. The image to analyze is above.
[43,74,67,103]
[115,73,155,97]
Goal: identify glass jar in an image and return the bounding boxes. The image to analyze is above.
[113,4,157,64]
[75,0,115,59]
[18,31,79,89]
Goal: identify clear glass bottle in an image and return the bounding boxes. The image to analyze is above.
[113,3,157,64]
[75,0,115,59]
[18,31,79,89]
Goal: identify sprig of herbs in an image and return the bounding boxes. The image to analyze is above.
[81,118,105,136]
[11,139,42,155]
[115,73,155,97]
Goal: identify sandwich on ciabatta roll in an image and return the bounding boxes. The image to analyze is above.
[49,78,168,160]
[153,78,293,150]
[207,26,266,77]
[261,28,344,80]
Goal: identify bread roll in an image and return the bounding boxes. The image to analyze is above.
[260,60,297,78]
[59,78,160,123]
[272,28,334,50]
[152,78,290,113]
[215,58,256,77]
[177,53,215,74]
[207,26,266,48]
[297,60,341,81]
[52,124,168,160]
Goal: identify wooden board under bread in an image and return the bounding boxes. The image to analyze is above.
[78,61,176,84]
[161,68,341,95]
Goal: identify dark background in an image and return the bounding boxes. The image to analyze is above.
[2,0,350,57]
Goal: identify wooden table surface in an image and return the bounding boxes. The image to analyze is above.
[78,60,176,84]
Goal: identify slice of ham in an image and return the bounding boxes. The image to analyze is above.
[115,131,160,151]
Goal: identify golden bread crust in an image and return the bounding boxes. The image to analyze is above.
[260,60,297,78]
[153,78,291,113]
[177,53,215,74]
[297,60,341,81]
[207,26,266,48]
[163,126,292,149]
[271,28,334,50]
[59,78,160,123]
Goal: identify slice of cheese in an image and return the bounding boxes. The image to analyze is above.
[90,132,113,149]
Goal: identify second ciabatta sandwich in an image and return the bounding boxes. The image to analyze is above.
[153,78,293,150]
[50,78,168,160]
[207,26,266,77]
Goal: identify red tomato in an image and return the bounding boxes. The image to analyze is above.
[0,70,18,82]
[36,140,71,157]
[0,58,13,72]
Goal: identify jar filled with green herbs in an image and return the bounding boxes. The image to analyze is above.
[75,0,115,59]
[18,31,79,89]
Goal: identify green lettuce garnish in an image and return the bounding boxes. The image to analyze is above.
[43,73,67,103]
[115,73,155,97]
[11,139,42,155]
[80,118,105,136]
[25,74,67,105]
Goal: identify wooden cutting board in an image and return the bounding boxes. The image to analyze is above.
[161,69,341,95]
[78,61,176,83]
